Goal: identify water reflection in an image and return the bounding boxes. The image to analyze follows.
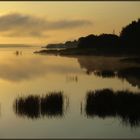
[76,56,140,88]
[94,67,140,88]
[94,70,116,78]
[93,67,140,88]
[76,56,128,74]
[84,89,140,127]
[0,55,80,82]
[0,53,140,90]
[118,67,140,88]
[66,75,78,83]
[14,92,68,119]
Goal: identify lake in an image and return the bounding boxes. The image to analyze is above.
[0,46,140,138]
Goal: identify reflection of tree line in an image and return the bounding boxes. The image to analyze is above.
[84,89,140,127]
[77,56,140,88]
[14,92,69,119]
[94,67,140,88]
[13,90,140,127]
[94,70,117,78]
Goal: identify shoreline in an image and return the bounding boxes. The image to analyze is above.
[34,48,140,58]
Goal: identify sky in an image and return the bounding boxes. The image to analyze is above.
[0,2,139,45]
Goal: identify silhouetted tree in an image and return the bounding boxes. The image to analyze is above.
[120,19,140,49]
[78,34,120,51]
[98,34,119,49]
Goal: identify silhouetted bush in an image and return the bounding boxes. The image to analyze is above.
[85,89,140,127]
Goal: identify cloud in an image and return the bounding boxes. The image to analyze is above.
[0,13,92,37]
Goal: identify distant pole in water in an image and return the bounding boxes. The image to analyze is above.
[15,51,19,55]
[113,29,115,35]
[15,51,22,56]
[80,102,83,115]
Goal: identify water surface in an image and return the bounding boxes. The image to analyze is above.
[0,46,140,138]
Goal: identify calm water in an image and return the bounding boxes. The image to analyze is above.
[0,46,140,138]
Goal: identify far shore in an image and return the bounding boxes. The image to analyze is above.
[34,47,140,59]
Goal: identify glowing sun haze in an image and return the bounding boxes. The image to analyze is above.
[0,2,139,45]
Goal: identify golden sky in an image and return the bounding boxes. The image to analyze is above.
[0,2,139,45]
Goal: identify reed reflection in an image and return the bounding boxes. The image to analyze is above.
[66,75,78,83]
[14,92,68,119]
[14,95,40,119]
[41,92,64,117]
[84,89,140,127]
